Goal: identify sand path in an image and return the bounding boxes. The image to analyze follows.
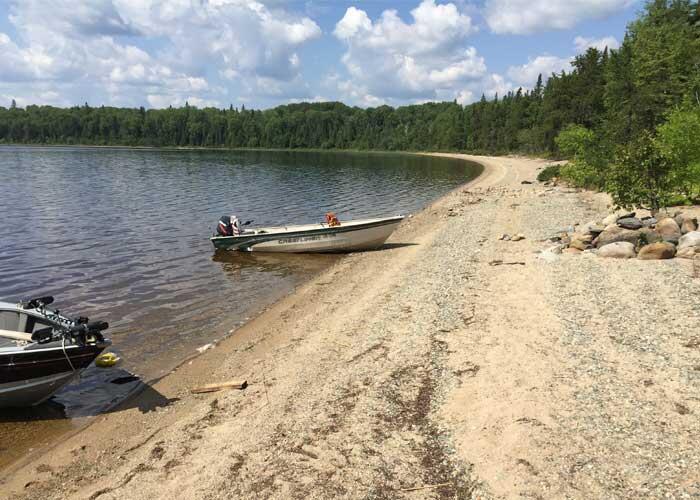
[3,155,699,499]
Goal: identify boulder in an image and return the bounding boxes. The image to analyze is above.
[637,242,676,260]
[655,217,681,243]
[681,218,698,234]
[602,213,619,226]
[570,239,591,251]
[597,242,636,259]
[641,217,657,228]
[616,212,636,221]
[678,231,700,251]
[571,232,593,244]
[676,247,698,259]
[639,227,664,245]
[617,217,643,230]
[511,234,526,241]
[578,221,606,235]
[537,247,561,263]
[563,247,582,255]
[594,226,641,248]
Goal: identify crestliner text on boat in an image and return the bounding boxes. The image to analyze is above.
[211,213,404,253]
[0,296,111,408]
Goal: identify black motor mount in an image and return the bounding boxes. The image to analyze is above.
[23,296,55,309]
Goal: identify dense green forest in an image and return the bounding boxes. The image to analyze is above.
[1,0,699,208]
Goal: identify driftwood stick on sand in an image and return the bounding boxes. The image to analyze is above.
[489,260,526,266]
[191,380,248,394]
[399,482,451,492]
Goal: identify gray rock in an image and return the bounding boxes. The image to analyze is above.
[617,217,643,230]
[678,231,700,251]
[616,212,636,221]
[538,246,562,263]
[597,242,636,259]
[579,221,606,235]
[641,217,657,228]
[637,242,676,260]
[594,226,641,248]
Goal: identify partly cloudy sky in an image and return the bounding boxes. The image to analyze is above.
[0,0,636,109]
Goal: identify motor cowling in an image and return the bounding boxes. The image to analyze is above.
[217,215,242,237]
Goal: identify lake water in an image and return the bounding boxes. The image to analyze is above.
[0,146,481,467]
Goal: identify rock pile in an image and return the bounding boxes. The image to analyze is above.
[550,211,700,260]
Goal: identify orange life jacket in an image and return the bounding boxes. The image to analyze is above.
[325,212,340,227]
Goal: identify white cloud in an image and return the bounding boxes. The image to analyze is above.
[455,89,474,105]
[333,0,484,105]
[0,0,322,107]
[484,0,633,35]
[482,73,514,98]
[574,35,620,53]
[113,0,321,80]
[333,7,372,39]
[507,55,572,86]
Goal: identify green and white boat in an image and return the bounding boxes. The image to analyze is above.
[211,215,404,253]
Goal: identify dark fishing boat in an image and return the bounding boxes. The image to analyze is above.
[0,297,110,408]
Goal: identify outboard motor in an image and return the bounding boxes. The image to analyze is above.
[217,215,242,237]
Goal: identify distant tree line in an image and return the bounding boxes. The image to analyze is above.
[1,1,698,207]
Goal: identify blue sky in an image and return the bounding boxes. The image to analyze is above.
[0,0,641,110]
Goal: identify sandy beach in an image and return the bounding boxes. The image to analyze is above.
[2,154,699,499]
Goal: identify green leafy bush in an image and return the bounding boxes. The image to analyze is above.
[655,105,700,202]
[607,131,674,211]
[555,125,610,188]
[537,165,561,182]
[555,124,596,158]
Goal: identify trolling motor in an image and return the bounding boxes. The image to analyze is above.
[31,318,109,345]
[20,296,109,344]
[22,296,54,310]
[67,320,109,344]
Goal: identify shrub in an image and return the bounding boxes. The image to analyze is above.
[555,124,596,158]
[607,131,674,211]
[554,124,610,188]
[655,105,700,202]
[537,164,561,182]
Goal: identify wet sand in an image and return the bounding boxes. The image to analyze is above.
[3,154,699,499]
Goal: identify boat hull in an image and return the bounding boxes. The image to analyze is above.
[0,341,110,408]
[211,217,403,253]
[0,371,78,408]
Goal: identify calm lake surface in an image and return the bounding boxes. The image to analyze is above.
[0,146,481,467]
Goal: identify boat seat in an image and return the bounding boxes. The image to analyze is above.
[17,314,28,334]
[0,311,21,332]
